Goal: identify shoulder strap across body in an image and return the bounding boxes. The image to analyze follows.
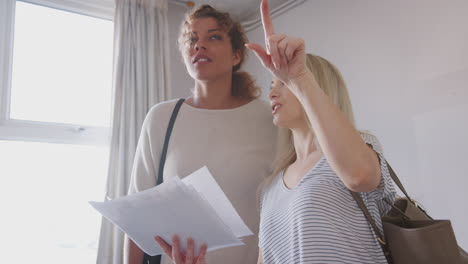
[143,98,185,264]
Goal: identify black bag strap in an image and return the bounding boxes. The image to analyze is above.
[351,191,392,263]
[351,160,413,232]
[385,161,411,201]
[350,191,388,245]
[350,160,405,263]
[143,98,185,264]
[157,98,185,185]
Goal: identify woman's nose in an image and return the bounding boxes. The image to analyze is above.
[269,88,278,100]
[195,41,206,51]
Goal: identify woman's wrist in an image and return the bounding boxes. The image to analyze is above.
[287,70,319,96]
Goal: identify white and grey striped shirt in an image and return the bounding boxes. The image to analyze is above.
[259,132,396,264]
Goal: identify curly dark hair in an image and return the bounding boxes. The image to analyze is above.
[178,5,260,99]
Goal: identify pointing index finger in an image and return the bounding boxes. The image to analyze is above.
[261,0,274,41]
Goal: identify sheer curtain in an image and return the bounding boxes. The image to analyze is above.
[97,0,170,263]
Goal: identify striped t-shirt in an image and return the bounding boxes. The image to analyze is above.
[259,132,396,264]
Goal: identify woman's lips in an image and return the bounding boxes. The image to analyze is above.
[193,54,212,64]
[272,103,282,114]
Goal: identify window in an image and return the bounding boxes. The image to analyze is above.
[10,2,113,127]
[0,0,114,262]
[0,140,109,263]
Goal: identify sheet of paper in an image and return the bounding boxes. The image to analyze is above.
[182,167,253,237]
[89,167,251,256]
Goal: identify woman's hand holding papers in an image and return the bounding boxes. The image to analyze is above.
[155,235,208,264]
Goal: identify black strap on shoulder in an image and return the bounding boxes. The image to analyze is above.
[143,98,185,264]
[351,191,391,262]
[157,98,185,185]
[350,159,406,263]
[350,191,386,242]
[385,161,411,201]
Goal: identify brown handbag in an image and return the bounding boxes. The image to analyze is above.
[351,161,468,264]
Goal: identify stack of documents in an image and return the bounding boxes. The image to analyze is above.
[90,167,253,256]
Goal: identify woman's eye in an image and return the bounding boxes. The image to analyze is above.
[271,80,284,89]
[210,35,222,40]
[188,37,197,44]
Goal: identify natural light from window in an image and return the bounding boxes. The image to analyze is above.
[1,2,113,263]
[10,2,113,127]
[0,140,109,263]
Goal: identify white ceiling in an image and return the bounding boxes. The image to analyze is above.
[22,0,305,30]
[171,0,305,31]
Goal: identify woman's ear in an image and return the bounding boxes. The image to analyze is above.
[232,50,242,67]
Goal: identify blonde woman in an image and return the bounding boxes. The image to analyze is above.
[124,4,277,264]
[246,0,396,263]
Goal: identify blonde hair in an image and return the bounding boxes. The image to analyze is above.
[178,5,260,99]
[268,54,356,183]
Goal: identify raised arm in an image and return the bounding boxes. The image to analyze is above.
[246,0,381,192]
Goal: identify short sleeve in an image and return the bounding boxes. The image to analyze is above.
[127,102,172,195]
[359,131,396,210]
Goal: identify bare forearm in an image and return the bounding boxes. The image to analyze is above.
[124,235,144,264]
[288,71,380,192]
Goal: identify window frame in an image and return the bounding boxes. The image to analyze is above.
[0,0,114,146]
